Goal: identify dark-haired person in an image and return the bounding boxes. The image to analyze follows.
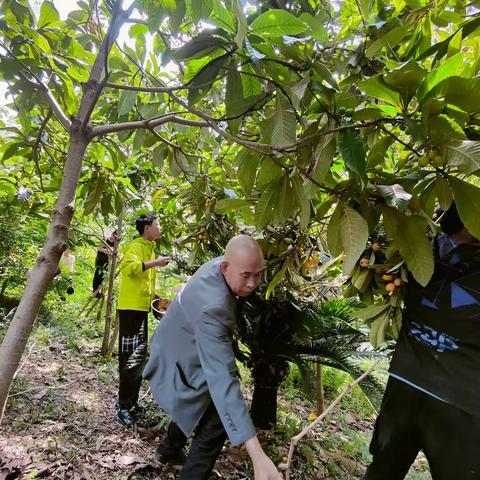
[365,202,480,480]
[115,214,171,428]
[92,230,118,298]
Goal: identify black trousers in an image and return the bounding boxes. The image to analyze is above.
[158,402,227,480]
[365,377,480,480]
[118,310,148,409]
[92,252,109,293]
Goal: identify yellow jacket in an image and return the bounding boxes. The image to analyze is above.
[117,237,156,311]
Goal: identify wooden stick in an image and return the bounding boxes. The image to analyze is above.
[285,358,382,480]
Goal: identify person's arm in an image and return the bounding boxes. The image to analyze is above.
[194,306,282,478]
[143,256,170,270]
[245,436,283,480]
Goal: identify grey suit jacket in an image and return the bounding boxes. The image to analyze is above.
[143,257,256,446]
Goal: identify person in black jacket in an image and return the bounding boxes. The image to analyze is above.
[92,230,117,297]
[365,202,480,480]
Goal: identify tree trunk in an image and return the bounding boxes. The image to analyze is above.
[0,129,88,421]
[106,310,120,356]
[101,214,123,355]
[0,1,129,423]
[251,379,279,430]
[316,363,325,415]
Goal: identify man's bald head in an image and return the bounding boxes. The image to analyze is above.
[221,235,264,297]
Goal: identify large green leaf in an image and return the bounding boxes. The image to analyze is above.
[250,10,307,37]
[338,129,366,179]
[376,184,412,211]
[214,198,251,213]
[292,175,310,229]
[442,77,480,113]
[187,55,228,106]
[428,115,466,146]
[366,26,409,58]
[449,177,480,240]
[256,157,283,187]
[170,32,226,61]
[210,0,236,32]
[327,203,342,257]
[233,0,247,48]
[418,53,465,100]
[382,208,434,286]
[225,60,244,135]
[117,90,137,117]
[255,182,277,229]
[273,176,295,224]
[339,204,369,275]
[37,1,60,28]
[367,136,394,168]
[444,141,480,174]
[435,175,453,210]
[383,59,426,101]
[313,136,336,182]
[271,95,296,148]
[358,76,401,108]
[237,150,259,195]
[189,0,212,23]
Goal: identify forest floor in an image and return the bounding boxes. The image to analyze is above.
[0,319,431,480]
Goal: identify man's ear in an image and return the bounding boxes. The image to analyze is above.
[220,261,229,275]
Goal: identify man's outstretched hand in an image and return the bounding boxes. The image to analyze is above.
[246,436,283,480]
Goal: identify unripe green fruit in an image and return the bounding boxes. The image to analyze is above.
[418,156,429,167]
[432,155,444,167]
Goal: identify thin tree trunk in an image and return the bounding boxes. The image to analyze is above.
[316,363,325,415]
[0,129,88,421]
[101,214,123,355]
[0,1,130,423]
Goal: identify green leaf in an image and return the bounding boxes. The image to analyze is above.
[366,26,409,58]
[442,77,480,113]
[255,182,277,229]
[367,136,394,168]
[273,176,295,224]
[338,129,366,179]
[250,10,307,37]
[376,184,412,211]
[233,0,247,48]
[169,149,188,176]
[435,175,452,210]
[210,0,235,32]
[428,115,466,146]
[418,53,465,100]
[171,32,225,61]
[266,259,290,300]
[133,129,146,151]
[84,176,106,215]
[117,91,137,117]
[237,149,259,195]
[226,60,244,135]
[355,304,389,321]
[313,135,336,182]
[183,50,225,84]
[271,95,296,148]
[383,59,426,101]
[339,204,369,275]
[327,203,342,257]
[358,76,401,108]
[152,144,168,168]
[313,63,339,91]
[37,1,60,28]
[369,312,389,349]
[292,175,310,229]
[444,141,480,174]
[256,157,282,187]
[449,177,480,240]
[187,54,228,106]
[241,64,263,97]
[214,198,251,213]
[189,0,212,23]
[382,207,434,286]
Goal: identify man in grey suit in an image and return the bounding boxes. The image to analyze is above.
[143,235,283,480]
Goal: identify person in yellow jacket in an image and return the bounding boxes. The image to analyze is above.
[115,214,170,428]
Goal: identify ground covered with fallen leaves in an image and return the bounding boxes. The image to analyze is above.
[0,329,430,480]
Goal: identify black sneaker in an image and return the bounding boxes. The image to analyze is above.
[155,447,186,466]
[115,407,137,429]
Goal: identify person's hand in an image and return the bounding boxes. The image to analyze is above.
[155,256,171,267]
[246,437,283,480]
[252,454,283,480]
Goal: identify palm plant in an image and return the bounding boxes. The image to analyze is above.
[235,295,384,429]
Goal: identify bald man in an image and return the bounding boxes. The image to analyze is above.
[143,236,282,480]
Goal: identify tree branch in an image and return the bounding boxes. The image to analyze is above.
[104,81,188,93]
[88,114,209,138]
